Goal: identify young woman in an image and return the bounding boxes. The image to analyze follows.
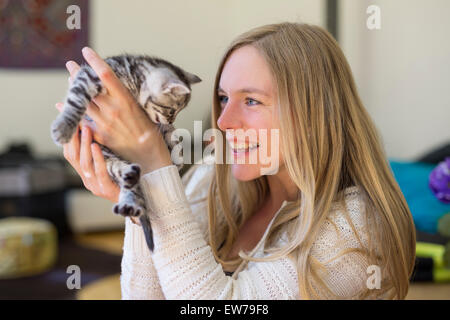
[58,22,416,299]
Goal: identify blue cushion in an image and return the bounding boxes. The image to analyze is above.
[388,159,450,234]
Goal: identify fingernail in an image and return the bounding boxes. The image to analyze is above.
[82,47,94,59]
[66,61,76,72]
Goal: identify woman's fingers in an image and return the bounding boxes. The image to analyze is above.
[56,104,118,201]
[56,102,82,166]
[87,98,105,124]
[58,113,121,203]
[91,143,120,203]
[65,126,81,168]
[79,126,95,188]
[81,47,130,100]
[82,100,103,128]
[66,60,80,81]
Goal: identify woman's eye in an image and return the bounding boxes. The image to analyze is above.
[246,98,261,106]
[218,95,228,105]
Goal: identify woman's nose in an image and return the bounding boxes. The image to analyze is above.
[217,100,243,131]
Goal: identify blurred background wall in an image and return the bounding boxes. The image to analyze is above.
[339,0,450,159]
[0,0,324,157]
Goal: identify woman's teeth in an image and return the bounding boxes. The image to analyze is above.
[230,142,259,152]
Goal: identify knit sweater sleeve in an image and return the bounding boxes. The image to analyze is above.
[120,217,165,299]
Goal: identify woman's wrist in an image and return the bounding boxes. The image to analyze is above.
[140,148,173,174]
[138,134,173,175]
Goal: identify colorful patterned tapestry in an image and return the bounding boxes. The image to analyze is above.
[0,0,89,69]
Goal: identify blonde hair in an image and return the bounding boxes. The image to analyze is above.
[206,22,416,299]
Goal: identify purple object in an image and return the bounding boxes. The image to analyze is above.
[429,157,450,204]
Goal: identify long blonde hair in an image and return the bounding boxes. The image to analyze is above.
[206,22,416,299]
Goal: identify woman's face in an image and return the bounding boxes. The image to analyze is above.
[217,45,282,181]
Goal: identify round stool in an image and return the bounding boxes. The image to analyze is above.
[0,217,58,279]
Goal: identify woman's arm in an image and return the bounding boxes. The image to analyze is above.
[55,107,167,300]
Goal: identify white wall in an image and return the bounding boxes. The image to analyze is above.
[339,0,450,160]
[0,0,325,157]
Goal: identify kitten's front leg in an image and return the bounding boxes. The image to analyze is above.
[51,66,104,145]
[159,123,184,171]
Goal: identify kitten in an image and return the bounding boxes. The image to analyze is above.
[51,54,201,252]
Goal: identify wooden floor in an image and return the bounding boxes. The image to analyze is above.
[74,231,124,300]
[77,273,121,300]
[407,283,450,300]
[75,231,450,300]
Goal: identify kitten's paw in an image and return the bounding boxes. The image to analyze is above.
[122,164,141,188]
[51,119,77,145]
[113,202,143,217]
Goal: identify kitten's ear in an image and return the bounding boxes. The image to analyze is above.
[162,81,191,96]
[184,71,202,84]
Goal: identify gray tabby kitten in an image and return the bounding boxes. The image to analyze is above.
[51,54,201,252]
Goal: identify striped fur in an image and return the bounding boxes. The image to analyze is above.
[51,54,201,252]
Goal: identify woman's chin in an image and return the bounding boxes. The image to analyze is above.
[231,164,261,181]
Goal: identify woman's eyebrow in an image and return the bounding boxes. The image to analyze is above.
[218,86,270,97]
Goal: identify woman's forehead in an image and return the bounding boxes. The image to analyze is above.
[219,45,274,95]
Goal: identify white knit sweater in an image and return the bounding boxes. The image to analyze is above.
[120,161,384,299]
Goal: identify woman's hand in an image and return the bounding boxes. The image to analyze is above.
[61,47,173,174]
[56,103,121,204]
[56,105,141,225]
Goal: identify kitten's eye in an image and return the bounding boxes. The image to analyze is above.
[246,97,261,106]
[218,95,228,105]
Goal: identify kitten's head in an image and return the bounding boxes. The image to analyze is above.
[138,57,201,125]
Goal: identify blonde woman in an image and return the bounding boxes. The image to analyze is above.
[58,22,416,299]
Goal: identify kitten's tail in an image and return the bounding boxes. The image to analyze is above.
[139,213,154,252]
